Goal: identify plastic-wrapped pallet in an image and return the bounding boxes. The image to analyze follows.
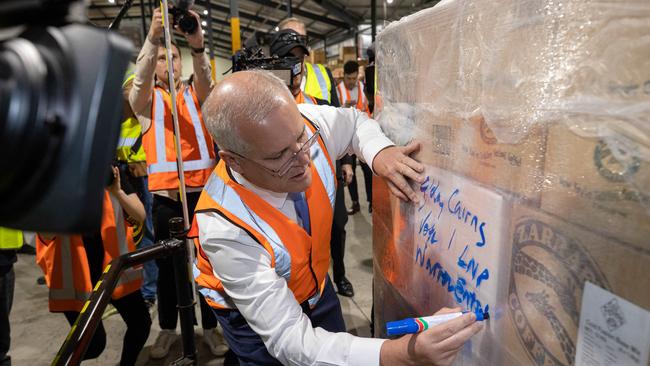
[372,0,650,365]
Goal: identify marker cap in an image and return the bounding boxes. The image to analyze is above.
[386,318,418,336]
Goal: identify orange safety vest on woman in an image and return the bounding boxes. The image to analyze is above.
[143,84,217,192]
[190,116,337,309]
[336,80,370,114]
[36,191,143,312]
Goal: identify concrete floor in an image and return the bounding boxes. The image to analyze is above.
[9,180,374,365]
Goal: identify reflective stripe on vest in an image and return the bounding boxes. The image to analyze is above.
[109,193,131,256]
[304,63,331,103]
[48,237,91,305]
[296,91,317,105]
[149,88,215,175]
[193,118,336,309]
[37,191,142,312]
[337,81,368,113]
[0,227,22,250]
[104,192,143,298]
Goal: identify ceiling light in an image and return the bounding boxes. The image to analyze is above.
[202,29,206,34]
[386,0,393,3]
[202,20,207,26]
[274,26,279,31]
[203,9,208,15]
[108,0,115,3]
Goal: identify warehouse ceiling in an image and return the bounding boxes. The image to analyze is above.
[86,0,437,58]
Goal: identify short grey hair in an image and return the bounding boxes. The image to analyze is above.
[202,70,294,155]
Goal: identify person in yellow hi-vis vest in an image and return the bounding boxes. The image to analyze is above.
[0,227,22,366]
[278,17,341,108]
[120,71,158,309]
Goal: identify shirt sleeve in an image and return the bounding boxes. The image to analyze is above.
[129,37,158,133]
[197,212,386,366]
[298,104,394,172]
[191,51,213,105]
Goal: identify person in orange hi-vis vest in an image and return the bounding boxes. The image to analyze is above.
[336,60,375,217]
[127,8,227,359]
[190,70,482,365]
[36,166,150,366]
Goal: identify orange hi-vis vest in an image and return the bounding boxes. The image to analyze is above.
[336,80,369,114]
[295,90,317,105]
[143,84,217,192]
[36,191,143,312]
[190,117,338,309]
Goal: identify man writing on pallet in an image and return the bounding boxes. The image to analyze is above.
[191,70,483,365]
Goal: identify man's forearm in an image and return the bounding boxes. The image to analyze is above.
[192,51,213,105]
[129,37,158,120]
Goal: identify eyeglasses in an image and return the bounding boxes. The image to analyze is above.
[232,127,320,177]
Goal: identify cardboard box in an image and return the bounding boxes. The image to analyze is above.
[373,1,650,365]
[414,111,546,204]
[340,46,357,63]
[541,125,650,251]
[309,48,326,65]
[503,205,650,366]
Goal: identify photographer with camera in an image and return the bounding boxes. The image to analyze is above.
[127,4,227,360]
[268,30,356,298]
[35,166,150,366]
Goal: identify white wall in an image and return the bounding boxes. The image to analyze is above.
[179,47,232,82]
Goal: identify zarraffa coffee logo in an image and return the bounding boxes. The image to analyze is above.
[594,140,640,183]
[509,219,610,366]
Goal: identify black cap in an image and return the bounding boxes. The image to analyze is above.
[270,29,309,58]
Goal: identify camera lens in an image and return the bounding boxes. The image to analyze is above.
[0,28,69,215]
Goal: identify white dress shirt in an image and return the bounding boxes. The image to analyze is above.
[196,104,394,366]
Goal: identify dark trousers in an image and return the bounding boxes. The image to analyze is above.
[214,277,345,366]
[347,156,373,203]
[331,173,348,282]
[63,290,151,366]
[152,193,218,330]
[0,265,14,365]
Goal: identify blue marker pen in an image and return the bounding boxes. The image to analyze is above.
[386,311,489,336]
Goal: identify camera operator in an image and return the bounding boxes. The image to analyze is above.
[127,6,227,359]
[269,30,356,298]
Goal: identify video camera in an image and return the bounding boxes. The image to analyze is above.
[169,0,199,35]
[0,0,134,232]
[231,32,302,87]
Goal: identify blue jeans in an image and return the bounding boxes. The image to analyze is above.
[136,175,157,301]
[214,276,346,365]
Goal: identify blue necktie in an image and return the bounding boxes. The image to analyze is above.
[288,192,311,235]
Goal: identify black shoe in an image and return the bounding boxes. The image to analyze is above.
[37,276,46,285]
[335,277,354,297]
[368,203,372,213]
[18,244,36,255]
[347,202,360,215]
